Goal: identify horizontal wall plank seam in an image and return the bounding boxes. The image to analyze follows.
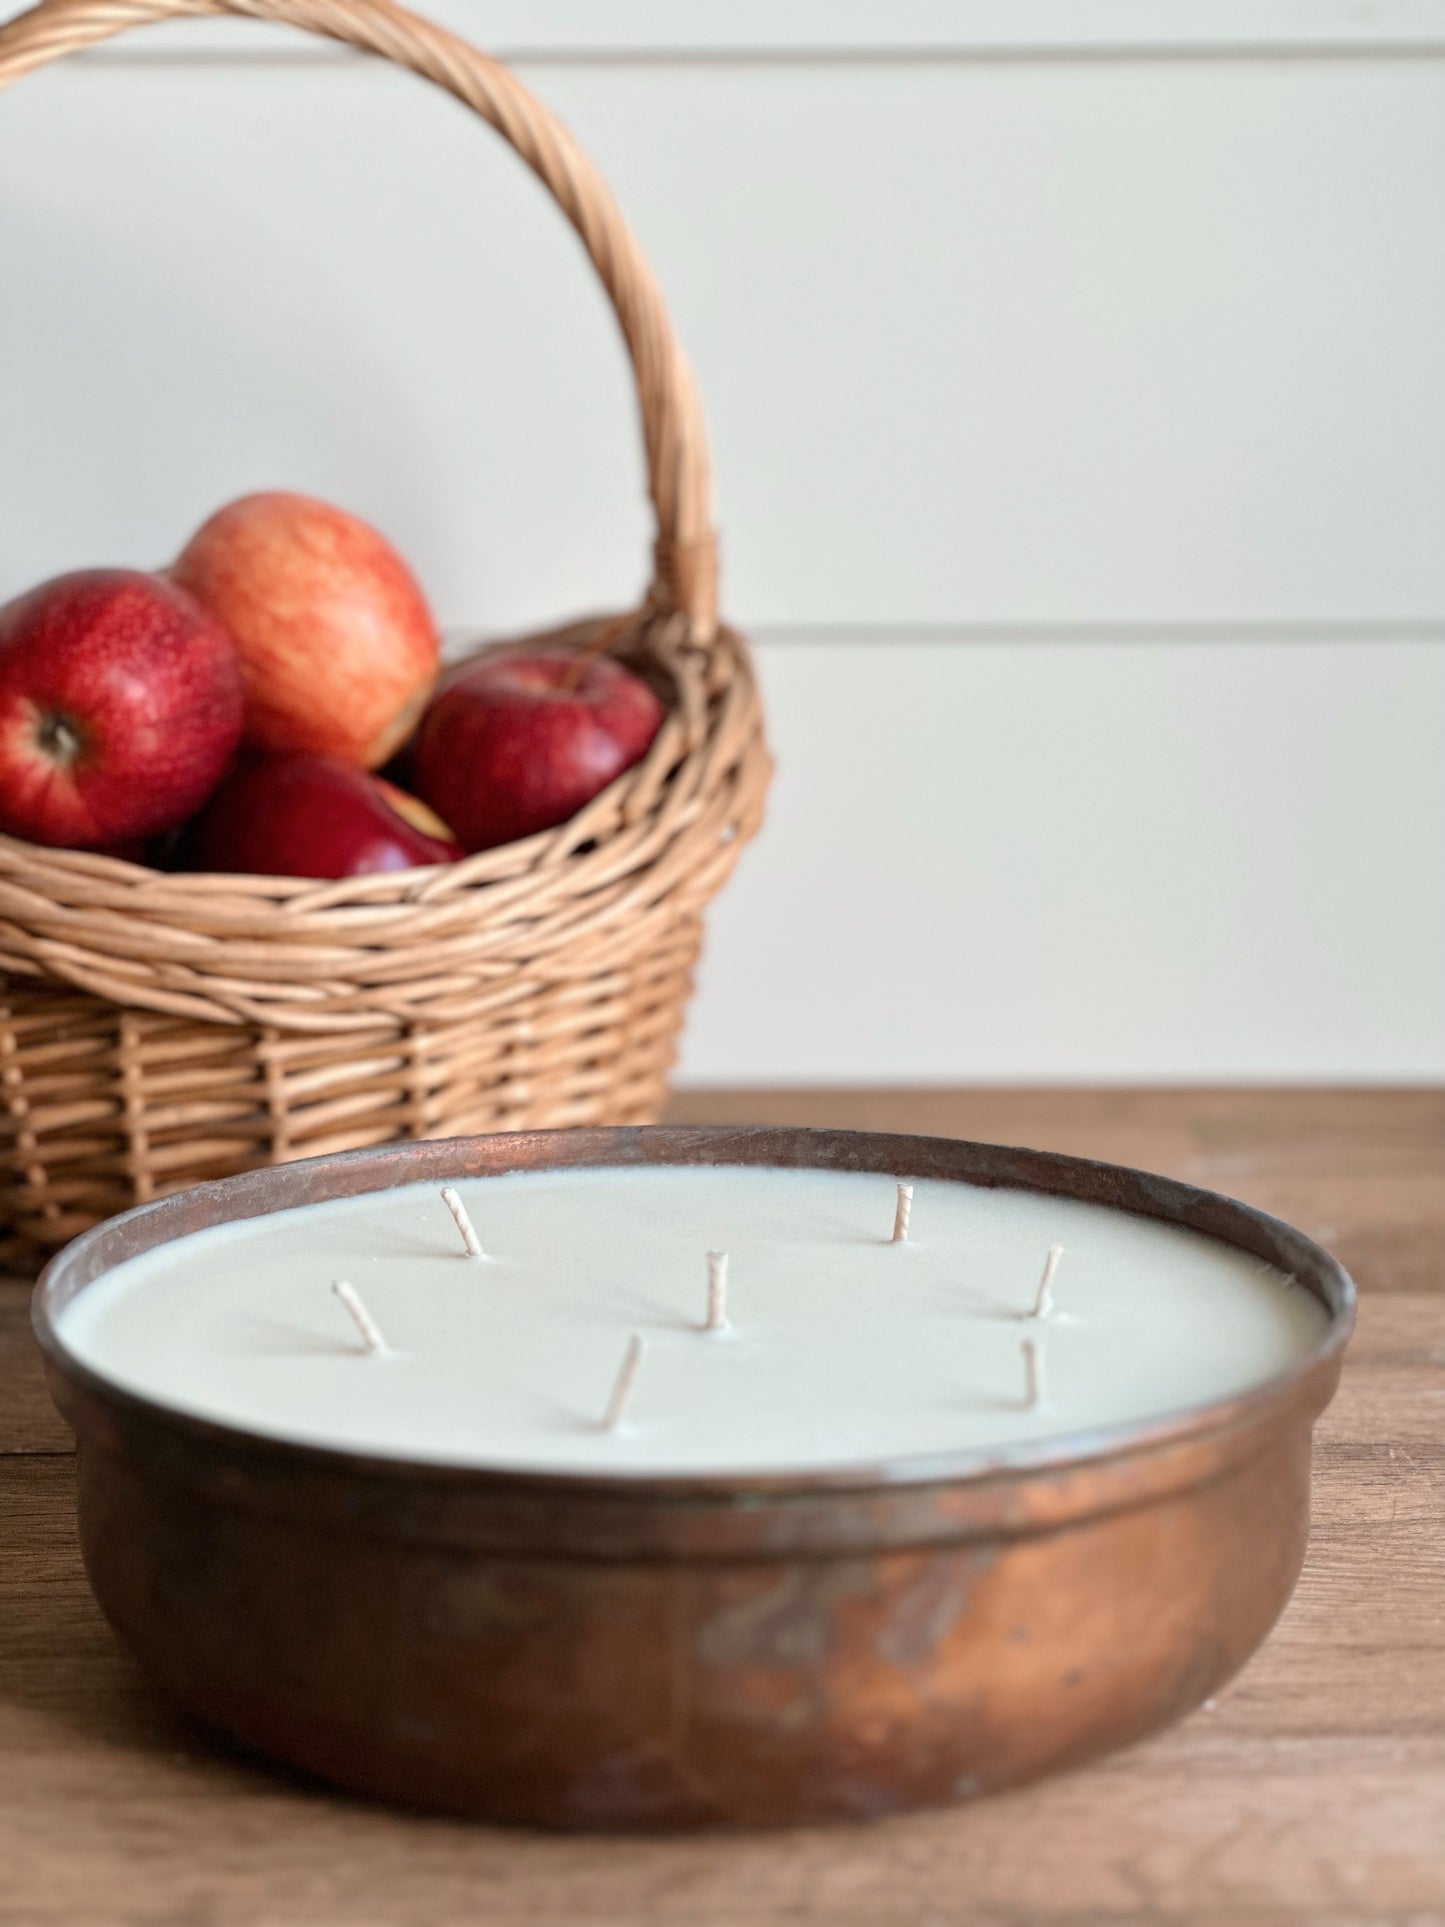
[62,42,1445,72]
[441,626,1445,653]
[440,623,1445,654]
[740,620,1445,646]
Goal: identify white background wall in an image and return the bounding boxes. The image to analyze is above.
[1,1,1442,1081]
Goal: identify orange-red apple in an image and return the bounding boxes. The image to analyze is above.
[171,492,439,769]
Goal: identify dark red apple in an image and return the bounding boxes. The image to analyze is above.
[171,491,440,769]
[185,752,462,879]
[0,569,244,849]
[410,648,665,852]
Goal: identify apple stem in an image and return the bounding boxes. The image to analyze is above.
[36,712,84,767]
[559,615,629,692]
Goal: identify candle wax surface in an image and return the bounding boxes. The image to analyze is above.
[57,1166,1329,1477]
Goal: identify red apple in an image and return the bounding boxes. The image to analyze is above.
[0,569,244,849]
[185,752,463,879]
[410,648,665,852]
[171,491,440,769]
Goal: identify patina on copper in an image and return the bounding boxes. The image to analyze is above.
[33,1127,1354,1829]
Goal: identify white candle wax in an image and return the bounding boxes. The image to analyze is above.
[57,1165,1326,1477]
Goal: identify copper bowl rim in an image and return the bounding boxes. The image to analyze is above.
[32,1124,1355,1505]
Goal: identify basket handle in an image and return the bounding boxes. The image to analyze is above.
[0,0,719,641]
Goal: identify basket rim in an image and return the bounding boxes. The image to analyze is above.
[0,617,771,1031]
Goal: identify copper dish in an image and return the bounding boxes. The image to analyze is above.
[33,1126,1354,1829]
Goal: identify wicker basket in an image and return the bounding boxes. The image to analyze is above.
[0,0,770,1269]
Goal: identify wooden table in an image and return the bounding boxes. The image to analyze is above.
[2,1089,1441,1924]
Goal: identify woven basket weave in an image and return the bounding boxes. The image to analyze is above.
[0,0,770,1269]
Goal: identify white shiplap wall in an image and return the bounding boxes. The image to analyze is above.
[1,2,1442,1081]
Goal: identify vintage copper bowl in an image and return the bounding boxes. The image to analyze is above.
[33,1125,1353,1830]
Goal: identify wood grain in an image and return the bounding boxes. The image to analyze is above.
[0,1089,1441,1924]
[0,1290,69,1455]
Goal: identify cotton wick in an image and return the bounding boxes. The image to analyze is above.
[331,1278,389,1355]
[1023,1336,1045,1411]
[891,1181,915,1244]
[704,1251,730,1333]
[440,1186,487,1261]
[1030,1243,1064,1321]
[602,1333,645,1431]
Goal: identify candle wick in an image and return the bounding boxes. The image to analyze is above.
[602,1333,645,1431]
[704,1251,730,1333]
[891,1181,915,1244]
[332,1278,389,1355]
[440,1186,488,1261]
[1023,1335,1045,1411]
[1030,1243,1063,1320]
